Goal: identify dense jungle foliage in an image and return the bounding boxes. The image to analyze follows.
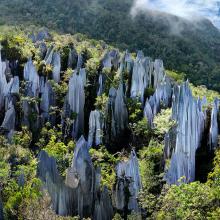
[0,26,220,220]
[0,0,220,91]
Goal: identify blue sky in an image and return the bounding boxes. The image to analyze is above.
[131,0,220,28]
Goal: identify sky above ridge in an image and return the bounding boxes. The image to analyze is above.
[132,0,220,27]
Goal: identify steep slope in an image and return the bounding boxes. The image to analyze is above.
[0,0,220,91]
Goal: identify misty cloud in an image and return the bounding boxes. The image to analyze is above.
[131,0,220,28]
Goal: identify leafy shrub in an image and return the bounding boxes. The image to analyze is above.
[129,118,152,147]
[138,139,164,217]
[153,108,176,139]
[156,182,217,220]
[43,135,75,176]
[89,146,120,189]
[127,98,143,123]
[166,70,185,83]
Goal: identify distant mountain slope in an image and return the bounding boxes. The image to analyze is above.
[1,0,220,91]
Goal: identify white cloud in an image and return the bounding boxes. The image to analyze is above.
[131,0,220,27]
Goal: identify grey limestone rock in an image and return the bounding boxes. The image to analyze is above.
[23,59,40,97]
[52,52,61,83]
[113,150,141,212]
[209,98,219,149]
[38,136,113,219]
[165,81,206,184]
[40,80,56,122]
[66,70,85,139]
[88,110,103,147]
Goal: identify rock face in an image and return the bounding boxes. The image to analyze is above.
[144,77,172,127]
[101,50,120,70]
[105,87,117,141]
[40,80,56,123]
[68,48,78,69]
[0,101,15,138]
[102,52,112,68]
[38,136,113,220]
[52,52,61,83]
[39,143,140,219]
[44,45,54,65]
[22,60,40,129]
[114,84,128,136]
[10,76,19,94]
[113,150,142,212]
[23,59,40,97]
[105,84,128,141]
[65,70,86,139]
[0,52,19,139]
[88,110,103,147]
[130,51,165,103]
[144,100,154,126]
[0,51,17,110]
[77,54,83,70]
[209,98,219,149]
[66,136,95,217]
[29,30,51,42]
[120,51,133,75]
[153,59,165,88]
[165,82,207,184]
[93,186,114,220]
[97,74,104,96]
[130,51,151,103]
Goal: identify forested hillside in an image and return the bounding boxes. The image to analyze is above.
[0,26,220,220]
[0,0,220,91]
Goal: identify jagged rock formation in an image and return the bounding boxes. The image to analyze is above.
[0,51,18,110]
[130,51,165,103]
[44,45,54,65]
[77,54,83,70]
[119,51,133,76]
[144,100,154,126]
[93,186,114,220]
[102,50,120,70]
[88,110,103,147]
[38,136,113,220]
[64,70,86,139]
[165,82,207,184]
[0,51,19,139]
[52,52,61,83]
[38,139,140,219]
[113,150,142,212]
[68,48,78,69]
[40,80,56,123]
[1,36,220,219]
[209,98,219,149]
[29,29,51,43]
[105,84,128,141]
[10,76,19,94]
[22,59,40,129]
[43,46,61,83]
[105,87,117,141]
[97,74,104,96]
[144,76,172,127]
[130,51,151,103]
[65,136,96,217]
[114,84,128,135]
[0,101,15,138]
[102,52,112,69]
[23,59,40,97]
[153,59,165,88]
